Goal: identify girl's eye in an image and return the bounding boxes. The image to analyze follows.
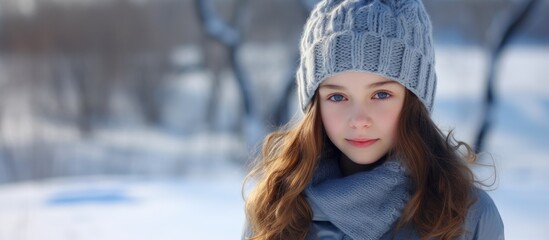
[373,91,391,100]
[328,94,346,102]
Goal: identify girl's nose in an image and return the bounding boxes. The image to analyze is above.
[349,105,372,129]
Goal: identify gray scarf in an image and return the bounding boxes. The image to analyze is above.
[304,155,410,240]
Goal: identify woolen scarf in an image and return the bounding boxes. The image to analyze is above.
[305,155,410,240]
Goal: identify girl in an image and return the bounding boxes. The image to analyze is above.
[243,0,504,239]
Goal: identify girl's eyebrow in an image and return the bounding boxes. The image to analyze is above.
[319,84,345,90]
[368,80,399,88]
[320,80,399,90]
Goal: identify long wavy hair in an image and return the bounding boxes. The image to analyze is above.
[244,90,477,240]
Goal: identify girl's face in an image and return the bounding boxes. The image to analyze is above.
[318,71,405,166]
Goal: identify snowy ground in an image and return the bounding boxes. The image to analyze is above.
[0,45,548,239]
[0,175,246,240]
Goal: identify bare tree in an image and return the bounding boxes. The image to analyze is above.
[475,0,539,152]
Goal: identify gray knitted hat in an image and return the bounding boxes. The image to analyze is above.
[297,0,437,112]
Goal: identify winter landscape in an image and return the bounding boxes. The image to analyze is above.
[0,44,546,240]
[0,0,547,239]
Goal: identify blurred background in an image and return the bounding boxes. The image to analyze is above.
[0,0,547,239]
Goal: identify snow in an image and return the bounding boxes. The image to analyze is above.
[0,175,246,240]
[0,45,548,239]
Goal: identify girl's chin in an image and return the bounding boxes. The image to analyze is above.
[344,153,389,166]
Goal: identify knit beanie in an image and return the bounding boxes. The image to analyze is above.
[296,0,437,112]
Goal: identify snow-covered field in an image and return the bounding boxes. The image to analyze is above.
[0,45,548,239]
[0,175,246,240]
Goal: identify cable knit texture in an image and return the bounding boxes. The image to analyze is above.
[297,0,437,112]
[304,156,410,240]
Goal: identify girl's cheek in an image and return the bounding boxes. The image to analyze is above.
[322,103,345,115]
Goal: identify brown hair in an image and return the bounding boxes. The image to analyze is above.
[244,90,477,240]
[244,96,323,239]
[394,90,476,239]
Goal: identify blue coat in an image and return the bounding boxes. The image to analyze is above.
[242,188,504,240]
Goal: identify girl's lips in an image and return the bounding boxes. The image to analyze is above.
[346,139,378,147]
